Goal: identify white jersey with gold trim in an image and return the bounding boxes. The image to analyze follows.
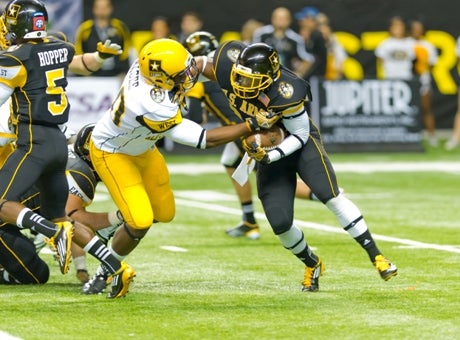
[91,60,207,156]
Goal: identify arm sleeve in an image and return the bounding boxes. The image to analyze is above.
[266,109,310,163]
[164,118,207,149]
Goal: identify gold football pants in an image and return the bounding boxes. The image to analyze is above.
[90,142,175,229]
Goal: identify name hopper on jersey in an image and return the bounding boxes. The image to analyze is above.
[37,48,69,66]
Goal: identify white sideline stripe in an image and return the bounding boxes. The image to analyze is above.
[175,198,460,255]
[0,331,23,340]
[160,245,188,252]
[168,161,460,174]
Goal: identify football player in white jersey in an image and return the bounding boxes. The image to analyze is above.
[84,38,279,292]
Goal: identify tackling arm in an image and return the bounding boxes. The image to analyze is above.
[70,40,123,76]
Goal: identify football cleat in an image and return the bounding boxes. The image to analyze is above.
[107,261,136,299]
[302,258,325,292]
[82,266,110,295]
[47,221,74,274]
[225,222,260,240]
[374,255,398,281]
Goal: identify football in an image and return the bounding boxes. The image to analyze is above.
[245,125,285,150]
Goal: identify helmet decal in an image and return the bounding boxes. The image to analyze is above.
[226,47,240,63]
[32,14,45,31]
[6,4,20,20]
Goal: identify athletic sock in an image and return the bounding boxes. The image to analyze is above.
[16,208,57,238]
[277,225,318,267]
[83,236,121,275]
[354,230,381,261]
[242,201,257,225]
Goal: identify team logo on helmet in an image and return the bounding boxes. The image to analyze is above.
[6,4,20,20]
[278,82,294,99]
[149,59,163,77]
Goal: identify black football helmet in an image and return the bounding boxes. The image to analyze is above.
[230,43,281,99]
[2,0,47,45]
[74,123,95,166]
[184,31,219,57]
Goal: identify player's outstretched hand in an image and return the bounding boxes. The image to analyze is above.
[97,40,123,59]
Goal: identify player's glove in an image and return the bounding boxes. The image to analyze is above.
[96,39,123,59]
[242,139,270,164]
[246,110,280,132]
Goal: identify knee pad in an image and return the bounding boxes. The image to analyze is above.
[220,142,242,168]
[123,223,149,241]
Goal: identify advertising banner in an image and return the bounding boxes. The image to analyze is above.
[310,77,423,152]
[66,76,121,133]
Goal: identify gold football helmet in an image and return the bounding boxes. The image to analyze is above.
[139,38,199,92]
[230,43,281,99]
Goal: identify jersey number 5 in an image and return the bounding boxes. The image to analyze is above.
[45,68,68,116]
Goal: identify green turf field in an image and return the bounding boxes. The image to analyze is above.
[1,145,459,340]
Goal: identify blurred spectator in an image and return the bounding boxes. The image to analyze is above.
[74,0,132,77]
[177,11,203,43]
[150,16,176,41]
[295,6,328,80]
[316,13,347,80]
[375,16,415,80]
[409,20,439,147]
[445,36,460,150]
[240,18,264,44]
[252,7,313,77]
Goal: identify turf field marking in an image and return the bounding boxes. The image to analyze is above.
[168,161,460,174]
[160,245,188,252]
[175,197,460,255]
[0,331,22,340]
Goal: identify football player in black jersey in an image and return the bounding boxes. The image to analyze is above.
[0,124,132,298]
[185,31,325,240]
[0,0,134,297]
[202,41,398,291]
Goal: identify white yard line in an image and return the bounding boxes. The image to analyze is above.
[175,197,460,254]
[168,161,460,175]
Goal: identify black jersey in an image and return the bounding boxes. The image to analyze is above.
[213,40,312,120]
[0,39,75,125]
[187,80,244,125]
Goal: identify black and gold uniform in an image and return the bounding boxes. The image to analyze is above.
[0,147,97,284]
[0,37,75,220]
[187,80,246,167]
[212,41,397,291]
[74,17,131,77]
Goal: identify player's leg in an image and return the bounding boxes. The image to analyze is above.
[298,135,397,281]
[0,225,49,284]
[220,142,260,239]
[257,154,324,291]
